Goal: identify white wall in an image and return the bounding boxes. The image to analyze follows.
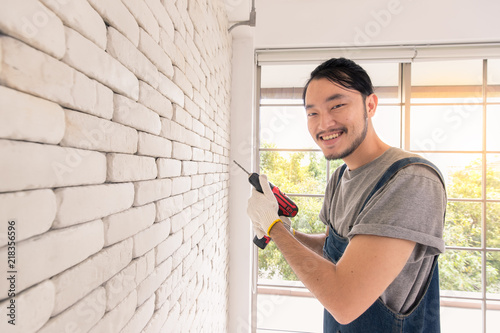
[255,0,500,49]
[0,0,231,332]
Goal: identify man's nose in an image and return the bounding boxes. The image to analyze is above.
[318,112,336,131]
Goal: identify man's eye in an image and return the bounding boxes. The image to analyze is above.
[331,104,344,110]
[307,112,317,117]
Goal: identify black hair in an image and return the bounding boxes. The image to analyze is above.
[302,58,374,103]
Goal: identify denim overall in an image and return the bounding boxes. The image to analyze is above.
[323,157,444,333]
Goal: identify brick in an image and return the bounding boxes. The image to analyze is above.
[121,294,155,333]
[133,179,172,206]
[156,230,182,264]
[107,27,159,89]
[38,287,106,333]
[139,81,173,119]
[88,289,137,333]
[107,153,157,182]
[191,174,204,189]
[171,176,192,195]
[133,219,171,258]
[182,161,198,176]
[88,0,139,46]
[184,64,200,93]
[0,220,103,298]
[53,182,133,228]
[138,28,174,78]
[104,261,137,311]
[183,189,199,208]
[0,85,65,144]
[137,257,172,306]
[158,72,184,108]
[172,239,191,268]
[63,27,139,100]
[173,66,194,99]
[0,139,106,193]
[192,147,205,162]
[161,303,180,332]
[159,117,185,142]
[0,189,55,247]
[51,238,133,316]
[0,0,65,58]
[171,142,192,161]
[144,0,174,38]
[170,208,191,234]
[154,274,172,310]
[135,250,155,285]
[123,0,159,42]
[173,104,193,129]
[185,97,201,120]
[155,194,183,221]
[138,132,172,158]
[163,0,185,39]
[0,36,114,117]
[114,94,161,135]
[61,109,138,154]
[103,203,156,246]
[156,158,182,178]
[159,29,185,71]
[40,0,107,49]
[142,306,169,333]
[0,280,54,332]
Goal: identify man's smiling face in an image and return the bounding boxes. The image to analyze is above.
[305,78,369,161]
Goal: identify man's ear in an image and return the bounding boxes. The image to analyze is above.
[365,93,378,118]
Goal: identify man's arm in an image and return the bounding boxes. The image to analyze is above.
[293,227,328,256]
[270,222,415,325]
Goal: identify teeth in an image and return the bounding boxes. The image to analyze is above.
[322,133,341,140]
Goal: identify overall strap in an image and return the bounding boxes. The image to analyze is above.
[336,163,348,187]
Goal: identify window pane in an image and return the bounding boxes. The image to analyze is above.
[360,62,400,104]
[487,154,500,199]
[411,60,483,104]
[410,105,482,151]
[487,106,500,151]
[487,59,500,103]
[259,151,327,195]
[419,153,482,199]
[445,201,481,248]
[372,105,401,148]
[440,250,482,293]
[487,203,500,249]
[260,106,316,149]
[487,251,500,297]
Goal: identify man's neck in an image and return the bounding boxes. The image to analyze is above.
[343,135,390,171]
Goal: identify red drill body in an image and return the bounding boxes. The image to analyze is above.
[234,161,299,249]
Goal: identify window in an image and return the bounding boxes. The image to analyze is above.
[255,56,500,332]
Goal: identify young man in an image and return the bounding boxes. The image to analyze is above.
[247,58,446,332]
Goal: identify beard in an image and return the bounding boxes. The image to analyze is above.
[324,107,369,161]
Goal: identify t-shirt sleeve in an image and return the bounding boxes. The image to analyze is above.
[347,165,446,260]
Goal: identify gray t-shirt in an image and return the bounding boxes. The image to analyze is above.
[319,147,446,314]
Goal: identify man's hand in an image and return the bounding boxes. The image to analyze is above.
[247,174,281,236]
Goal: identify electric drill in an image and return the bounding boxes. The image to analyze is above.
[234,160,299,249]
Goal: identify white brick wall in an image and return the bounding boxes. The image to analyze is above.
[0,0,231,331]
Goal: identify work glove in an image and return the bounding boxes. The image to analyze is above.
[247,174,282,236]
